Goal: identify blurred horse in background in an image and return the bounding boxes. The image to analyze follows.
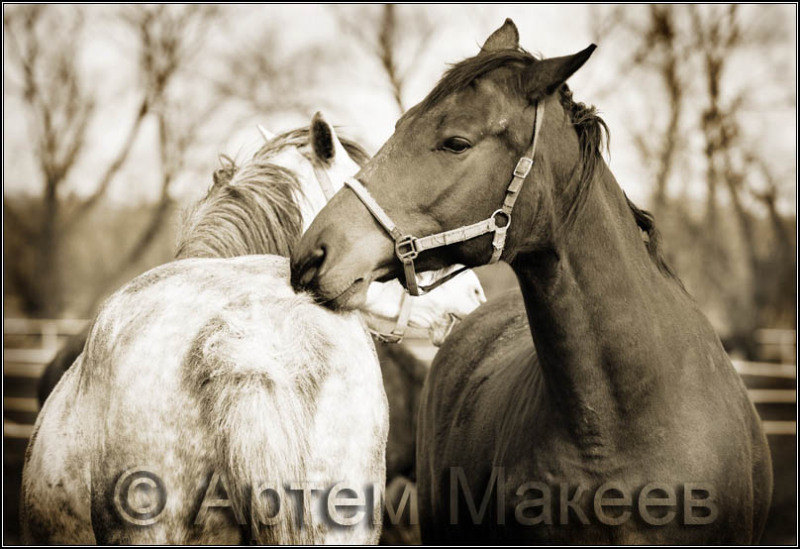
[23,113,483,544]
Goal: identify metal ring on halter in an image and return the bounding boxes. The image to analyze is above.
[491,209,511,229]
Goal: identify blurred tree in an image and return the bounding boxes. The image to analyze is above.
[3,5,219,316]
[690,5,742,234]
[590,5,689,215]
[211,21,318,119]
[590,4,796,340]
[332,4,435,114]
[689,5,796,330]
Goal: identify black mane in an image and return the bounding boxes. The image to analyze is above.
[624,194,683,286]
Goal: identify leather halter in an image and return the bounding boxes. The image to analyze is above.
[363,291,426,344]
[344,102,545,296]
[311,162,338,201]
[310,155,416,342]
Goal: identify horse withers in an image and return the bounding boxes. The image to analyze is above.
[22,114,483,544]
[290,20,772,544]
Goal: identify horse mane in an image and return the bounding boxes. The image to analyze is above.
[623,194,684,286]
[176,127,370,260]
[416,49,678,283]
[176,159,303,259]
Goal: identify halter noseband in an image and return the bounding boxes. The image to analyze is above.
[310,151,418,342]
[343,101,545,296]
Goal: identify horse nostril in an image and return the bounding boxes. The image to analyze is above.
[297,246,326,289]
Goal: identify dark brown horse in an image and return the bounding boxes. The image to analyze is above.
[290,19,772,544]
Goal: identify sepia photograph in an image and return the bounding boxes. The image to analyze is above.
[2,3,797,545]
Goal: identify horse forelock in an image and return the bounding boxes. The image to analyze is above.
[416,48,538,114]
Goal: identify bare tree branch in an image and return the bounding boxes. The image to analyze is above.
[4,4,221,316]
[604,5,688,213]
[747,155,794,260]
[62,98,149,229]
[333,5,434,115]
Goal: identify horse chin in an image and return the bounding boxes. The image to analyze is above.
[327,278,369,311]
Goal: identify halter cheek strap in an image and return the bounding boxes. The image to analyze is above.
[311,163,338,201]
[366,291,415,343]
[344,101,545,296]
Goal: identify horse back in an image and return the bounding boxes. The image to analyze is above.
[23,256,388,544]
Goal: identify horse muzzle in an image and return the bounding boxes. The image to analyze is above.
[290,190,396,310]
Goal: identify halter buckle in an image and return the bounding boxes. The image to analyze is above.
[395,235,418,261]
[513,157,533,179]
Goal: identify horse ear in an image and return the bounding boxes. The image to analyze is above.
[525,44,596,99]
[310,111,347,164]
[482,18,519,53]
[257,124,276,142]
[213,156,236,188]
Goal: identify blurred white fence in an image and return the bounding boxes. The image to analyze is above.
[3,319,796,438]
[3,318,88,439]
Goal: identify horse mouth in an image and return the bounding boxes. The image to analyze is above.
[323,278,369,310]
[308,261,396,310]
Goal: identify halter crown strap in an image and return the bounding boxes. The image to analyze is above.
[488,101,545,262]
[344,101,545,296]
[343,178,403,240]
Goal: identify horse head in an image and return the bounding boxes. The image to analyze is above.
[279,111,486,344]
[290,20,596,310]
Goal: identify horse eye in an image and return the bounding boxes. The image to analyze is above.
[440,137,472,154]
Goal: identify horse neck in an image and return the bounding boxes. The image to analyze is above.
[511,163,688,449]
